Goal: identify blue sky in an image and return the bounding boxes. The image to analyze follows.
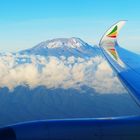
[0,0,140,52]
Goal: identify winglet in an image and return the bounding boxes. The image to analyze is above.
[99,21,126,62]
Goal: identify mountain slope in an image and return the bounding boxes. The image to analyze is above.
[19,37,100,58]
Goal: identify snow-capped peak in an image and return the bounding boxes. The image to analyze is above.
[19,37,98,58]
[35,37,87,49]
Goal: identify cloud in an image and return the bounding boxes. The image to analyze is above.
[0,53,126,94]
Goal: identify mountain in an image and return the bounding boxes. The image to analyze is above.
[19,37,100,58]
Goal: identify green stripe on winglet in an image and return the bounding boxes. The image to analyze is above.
[108,26,117,35]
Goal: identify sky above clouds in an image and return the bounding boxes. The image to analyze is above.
[0,0,140,52]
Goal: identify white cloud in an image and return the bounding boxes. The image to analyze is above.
[0,54,126,94]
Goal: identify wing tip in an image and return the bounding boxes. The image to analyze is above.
[99,20,127,63]
[99,20,127,46]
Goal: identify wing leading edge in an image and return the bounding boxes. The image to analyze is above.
[99,20,140,105]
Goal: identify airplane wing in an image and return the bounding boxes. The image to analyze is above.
[99,20,140,106]
[0,21,140,140]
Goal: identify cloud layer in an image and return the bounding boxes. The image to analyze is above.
[0,53,126,94]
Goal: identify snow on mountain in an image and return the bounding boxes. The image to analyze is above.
[19,37,99,58]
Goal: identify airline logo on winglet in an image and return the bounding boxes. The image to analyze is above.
[107,25,118,38]
[99,20,126,67]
